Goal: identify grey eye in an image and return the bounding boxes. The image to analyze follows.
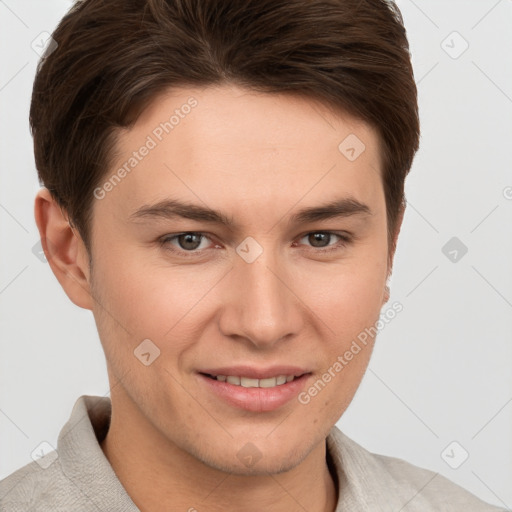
[175,233,204,250]
[306,232,333,248]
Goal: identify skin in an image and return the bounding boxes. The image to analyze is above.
[35,84,403,512]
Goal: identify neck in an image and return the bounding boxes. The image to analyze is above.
[100,392,338,512]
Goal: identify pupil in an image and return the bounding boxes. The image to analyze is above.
[309,233,329,247]
[180,233,201,250]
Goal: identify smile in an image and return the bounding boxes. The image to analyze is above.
[207,374,296,388]
[198,366,310,411]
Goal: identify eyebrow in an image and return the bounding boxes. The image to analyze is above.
[129,197,372,229]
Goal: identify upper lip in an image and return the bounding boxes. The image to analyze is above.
[198,365,310,379]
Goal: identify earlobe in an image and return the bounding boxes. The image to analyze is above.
[382,284,390,304]
[34,188,94,310]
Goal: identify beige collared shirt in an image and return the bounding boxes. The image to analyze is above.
[0,395,506,511]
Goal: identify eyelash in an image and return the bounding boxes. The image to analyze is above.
[158,231,353,258]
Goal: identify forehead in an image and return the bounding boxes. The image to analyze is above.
[98,84,383,222]
[126,83,380,159]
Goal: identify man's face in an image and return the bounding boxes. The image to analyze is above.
[86,84,390,474]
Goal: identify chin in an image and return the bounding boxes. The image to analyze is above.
[185,434,318,477]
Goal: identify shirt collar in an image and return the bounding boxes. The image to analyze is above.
[57,395,139,510]
[58,394,399,512]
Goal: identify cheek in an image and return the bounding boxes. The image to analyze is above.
[299,274,383,421]
[90,247,223,349]
[300,255,387,335]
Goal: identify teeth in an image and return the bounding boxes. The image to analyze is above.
[259,377,277,388]
[215,374,296,388]
[241,377,259,388]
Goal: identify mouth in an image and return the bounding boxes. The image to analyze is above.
[197,367,311,412]
[201,373,297,388]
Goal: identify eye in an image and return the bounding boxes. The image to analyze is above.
[160,232,214,254]
[296,231,351,252]
[159,230,352,259]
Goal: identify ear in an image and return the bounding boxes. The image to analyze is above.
[34,188,94,310]
[383,200,406,303]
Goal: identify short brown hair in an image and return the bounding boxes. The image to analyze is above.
[30,0,419,253]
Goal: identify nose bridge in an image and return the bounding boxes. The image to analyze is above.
[222,245,301,347]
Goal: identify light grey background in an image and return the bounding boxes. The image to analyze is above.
[1,0,511,508]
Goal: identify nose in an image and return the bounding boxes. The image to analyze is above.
[218,247,304,349]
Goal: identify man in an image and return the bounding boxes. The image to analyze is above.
[0,0,505,510]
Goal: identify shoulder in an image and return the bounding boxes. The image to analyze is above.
[0,395,129,512]
[0,454,86,511]
[370,451,505,511]
[327,427,507,511]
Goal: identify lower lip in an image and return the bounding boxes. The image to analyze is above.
[198,374,309,412]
